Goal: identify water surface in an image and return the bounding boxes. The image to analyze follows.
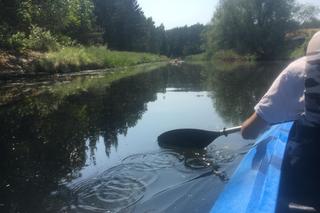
[0,61,288,212]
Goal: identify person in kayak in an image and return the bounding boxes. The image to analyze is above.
[277,36,320,212]
[241,31,320,139]
[241,31,320,212]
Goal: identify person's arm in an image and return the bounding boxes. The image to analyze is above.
[241,112,268,139]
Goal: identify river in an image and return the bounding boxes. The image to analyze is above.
[0,61,288,213]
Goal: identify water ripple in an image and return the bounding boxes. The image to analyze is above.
[122,151,184,170]
[69,175,145,212]
[206,148,237,165]
[184,157,213,169]
[54,150,235,212]
[65,163,158,213]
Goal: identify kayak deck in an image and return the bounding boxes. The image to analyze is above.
[210,122,293,213]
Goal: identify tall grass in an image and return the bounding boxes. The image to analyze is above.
[211,50,257,62]
[36,46,168,73]
[184,53,206,61]
[186,50,256,62]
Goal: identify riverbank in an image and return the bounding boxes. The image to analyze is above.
[0,62,168,106]
[185,28,320,63]
[185,51,256,62]
[0,46,168,76]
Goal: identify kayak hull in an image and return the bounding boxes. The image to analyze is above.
[210,122,293,213]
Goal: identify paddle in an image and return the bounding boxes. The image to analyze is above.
[158,126,242,149]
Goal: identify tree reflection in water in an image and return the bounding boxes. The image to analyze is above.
[206,61,287,125]
[0,61,288,212]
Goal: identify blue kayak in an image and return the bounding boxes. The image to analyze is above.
[210,122,293,213]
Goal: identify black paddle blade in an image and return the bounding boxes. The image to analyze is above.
[157,129,221,149]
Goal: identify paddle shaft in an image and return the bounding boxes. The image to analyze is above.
[219,126,242,136]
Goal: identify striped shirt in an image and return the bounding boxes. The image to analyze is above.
[304,54,320,125]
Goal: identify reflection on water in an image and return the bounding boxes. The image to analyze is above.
[207,61,283,124]
[0,61,288,212]
[51,148,234,213]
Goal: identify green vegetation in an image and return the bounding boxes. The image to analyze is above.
[0,62,167,105]
[185,53,207,61]
[204,0,320,60]
[0,0,207,73]
[0,1,206,59]
[0,0,95,50]
[36,46,167,73]
[209,50,256,62]
[166,24,206,57]
[0,0,319,73]
[286,28,320,59]
[205,0,295,60]
[186,50,256,63]
[48,62,168,97]
[8,25,75,52]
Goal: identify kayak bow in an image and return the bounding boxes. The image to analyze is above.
[210,122,293,213]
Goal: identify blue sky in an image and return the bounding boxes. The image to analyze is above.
[137,0,320,29]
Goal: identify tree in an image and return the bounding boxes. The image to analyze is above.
[206,0,297,59]
[166,24,206,57]
[294,3,320,25]
[93,0,147,51]
[294,3,320,28]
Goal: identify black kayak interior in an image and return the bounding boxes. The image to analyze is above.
[276,121,320,213]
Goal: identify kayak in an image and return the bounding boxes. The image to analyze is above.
[210,122,293,213]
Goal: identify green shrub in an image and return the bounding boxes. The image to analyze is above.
[7,25,75,52]
[185,53,206,61]
[8,31,28,51]
[0,24,11,49]
[211,50,256,62]
[26,25,60,51]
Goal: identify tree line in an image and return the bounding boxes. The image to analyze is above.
[205,0,320,59]
[0,0,205,57]
[0,0,319,59]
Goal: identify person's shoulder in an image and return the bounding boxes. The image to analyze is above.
[288,56,306,68]
[284,56,306,76]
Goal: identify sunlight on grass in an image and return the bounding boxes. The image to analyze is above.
[37,46,168,73]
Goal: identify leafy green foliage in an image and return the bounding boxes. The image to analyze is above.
[0,0,206,58]
[166,24,206,57]
[293,3,320,26]
[93,0,167,53]
[211,50,256,62]
[8,25,75,52]
[0,0,96,50]
[286,29,320,59]
[206,0,297,59]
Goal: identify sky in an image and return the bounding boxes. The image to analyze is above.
[137,0,320,30]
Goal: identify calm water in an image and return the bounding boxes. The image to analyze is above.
[0,62,287,213]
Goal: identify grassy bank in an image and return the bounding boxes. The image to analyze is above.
[185,50,256,63]
[184,53,207,61]
[35,46,168,73]
[185,29,320,63]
